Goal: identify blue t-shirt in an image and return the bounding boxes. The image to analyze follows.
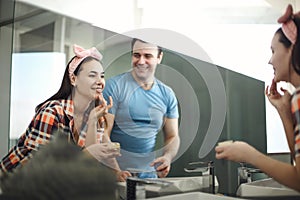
[103,71,178,175]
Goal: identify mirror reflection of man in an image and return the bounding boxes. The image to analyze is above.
[103,38,180,179]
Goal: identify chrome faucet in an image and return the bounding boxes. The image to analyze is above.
[184,161,215,194]
[238,163,263,186]
[126,176,173,200]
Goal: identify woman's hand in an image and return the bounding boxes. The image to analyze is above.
[88,95,113,123]
[116,170,132,182]
[84,143,120,162]
[265,79,291,114]
[215,141,258,164]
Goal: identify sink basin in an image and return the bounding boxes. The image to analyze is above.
[236,178,300,197]
[147,191,245,200]
[147,176,218,195]
[117,176,218,199]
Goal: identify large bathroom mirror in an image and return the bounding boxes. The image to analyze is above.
[0,0,291,195]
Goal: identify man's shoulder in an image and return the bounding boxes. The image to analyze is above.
[106,72,134,89]
[107,71,130,82]
[155,79,175,93]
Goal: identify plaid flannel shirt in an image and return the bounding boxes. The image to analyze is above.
[0,96,104,173]
[292,87,300,158]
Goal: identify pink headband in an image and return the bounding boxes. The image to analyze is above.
[277,4,298,44]
[68,44,103,78]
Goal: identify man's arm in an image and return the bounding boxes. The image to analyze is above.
[162,118,180,161]
[151,117,180,177]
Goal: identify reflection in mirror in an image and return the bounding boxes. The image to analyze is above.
[9,1,116,146]
[3,0,284,196]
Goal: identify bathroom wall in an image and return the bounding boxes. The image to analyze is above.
[0,0,14,158]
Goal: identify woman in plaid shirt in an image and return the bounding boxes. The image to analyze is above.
[215,4,300,192]
[0,44,130,181]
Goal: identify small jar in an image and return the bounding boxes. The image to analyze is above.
[135,183,146,199]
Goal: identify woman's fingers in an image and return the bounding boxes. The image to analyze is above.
[99,94,107,107]
[97,96,113,114]
[265,80,277,96]
[86,143,121,161]
[89,95,113,121]
[107,96,113,109]
[265,85,269,96]
[117,171,132,182]
[269,79,278,95]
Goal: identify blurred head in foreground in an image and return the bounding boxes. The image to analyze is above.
[0,133,117,200]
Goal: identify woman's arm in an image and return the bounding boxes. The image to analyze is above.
[84,112,130,182]
[1,106,60,172]
[85,96,113,147]
[266,80,294,155]
[215,141,300,192]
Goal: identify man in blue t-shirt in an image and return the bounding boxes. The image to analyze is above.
[103,38,180,179]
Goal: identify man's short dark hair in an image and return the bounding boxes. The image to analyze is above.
[131,38,163,57]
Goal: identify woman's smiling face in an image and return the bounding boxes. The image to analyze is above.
[269,33,293,83]
[74,59,105,100]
